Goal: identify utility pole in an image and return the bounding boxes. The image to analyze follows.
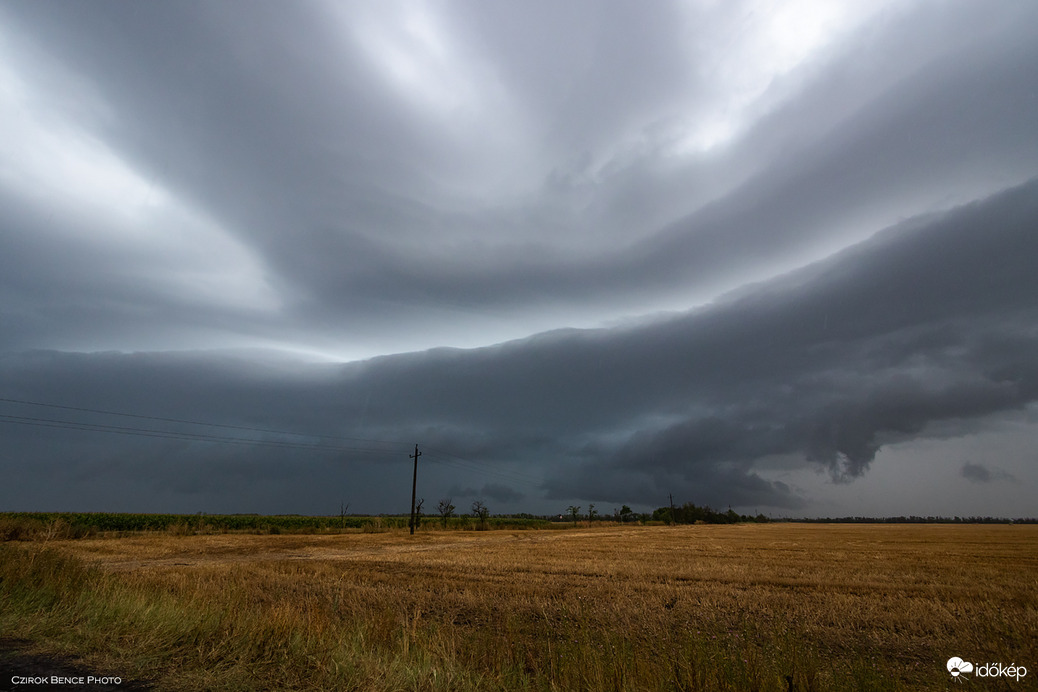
[409,444,422,535]
[669,493,676,526]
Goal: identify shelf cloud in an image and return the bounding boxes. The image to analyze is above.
[1,1,1036,516]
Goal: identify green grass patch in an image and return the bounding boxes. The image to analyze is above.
[0,512,555,539]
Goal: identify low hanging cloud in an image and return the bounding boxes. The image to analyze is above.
[961,463,993,484]
[960,462,1016,485]
[479,484,525,505]
[1,2,1036,516]
[2,181,1037,513]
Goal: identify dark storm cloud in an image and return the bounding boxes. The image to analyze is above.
[444,484,524,505]
[2,182,1037,512]
[1,2,1037,515]
[960,462,1015,485]
[961,463,992,484]
[479,484,524,504]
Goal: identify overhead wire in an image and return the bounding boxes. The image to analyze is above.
[0,413,404,457]
[0,396,402,449]
[421,445,544,488]
[0,397,546,485]
[423,444,545,482]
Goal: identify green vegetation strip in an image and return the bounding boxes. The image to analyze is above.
[0,512,552,538]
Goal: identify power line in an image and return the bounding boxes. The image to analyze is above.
[0,414,402,457]
[421,448,544,488]
[0,397,401,449]
[0,397,545,484]
[409,444,422,535]
[425,454,540,486]
[423,444,544,482]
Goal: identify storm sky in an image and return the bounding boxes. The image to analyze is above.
[2,0,1036,517]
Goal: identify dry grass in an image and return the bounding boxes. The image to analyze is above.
[3,524,1036,690]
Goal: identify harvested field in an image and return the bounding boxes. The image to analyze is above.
[2,524,1035,690]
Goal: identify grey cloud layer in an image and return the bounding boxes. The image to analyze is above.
[3,182,1036,512]
[1,2,1036,515]
[2,2,1037,358]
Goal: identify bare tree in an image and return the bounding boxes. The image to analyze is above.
[437,497,455,528]
[339,501,350,529]
[471,500,489,531]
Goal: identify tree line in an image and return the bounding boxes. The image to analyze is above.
[651,502,770,525]
[791,515,1037,524]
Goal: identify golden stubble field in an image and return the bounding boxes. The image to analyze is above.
[4,523,1037,691]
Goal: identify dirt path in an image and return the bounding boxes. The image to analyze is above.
[0,639,152,691]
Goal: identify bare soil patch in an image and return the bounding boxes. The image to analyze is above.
[0,639,152,691]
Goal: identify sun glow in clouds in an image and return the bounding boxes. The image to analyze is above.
[347,1,475,117]
[674,0,895,154]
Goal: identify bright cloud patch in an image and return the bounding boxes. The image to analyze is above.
[0,27,279,317]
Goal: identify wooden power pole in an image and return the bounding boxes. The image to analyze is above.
[409,444,422,535]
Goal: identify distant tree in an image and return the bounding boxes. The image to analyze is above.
[652,507,673,524]
[567,505,581,526]
[339,501,350,529]
[471,500,489,530]
[620,505,634,523]
[651,502,764,525]
[588,503,598,523]
[437,498,455,528]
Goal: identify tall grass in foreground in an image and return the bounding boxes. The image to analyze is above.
[0,544,842,691]
[2,525,1035,691]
